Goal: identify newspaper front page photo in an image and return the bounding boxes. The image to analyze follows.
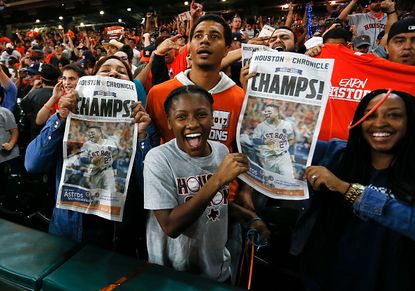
[57,76,138,221]
[237,49,334,200]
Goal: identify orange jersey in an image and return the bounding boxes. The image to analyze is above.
[147,70,245,150]
[317,44,415,141]
[145,46,189,92]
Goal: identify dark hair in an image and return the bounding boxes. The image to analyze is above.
[164,85,214,115]
[92,55,133,81]
[323,27,352,43]
[190,14,232,47]
[62,63,86,78]
[265,103,279,111]
[119,44,133,63]
[338,89,415,204]
[40,63,60,86]
[246,16,256,25]
[88,125,102,131]
[58,57,70,67]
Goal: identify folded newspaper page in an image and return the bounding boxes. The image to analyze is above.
[57,76,138,221]
[237,50,334,200]
[241,43,273,66]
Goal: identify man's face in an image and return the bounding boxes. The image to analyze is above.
[62,69,79,93]
[106,45,118,56]
[369,0,382,12]
[164,49,175,64]
[190,20,229,71]
[231,17,242,30]
[87,128,102,143]
[268,29,295,52]
[264,106,279,123]
[387,32,415,66]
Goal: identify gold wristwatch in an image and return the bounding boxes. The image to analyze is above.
[344,183,365,204]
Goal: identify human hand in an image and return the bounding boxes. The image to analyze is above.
[155,34,182,55]
[131,101,151,139]
[2,143,14,151]
[216,153,249,185]
[305,165,349,194]
[91,155,103,165]
[146,12,153,18]
[381,0,395,12]
[248,36,269,46]
[240,63,257,92]
[305,43,323,57]
[250,219,271,243]
[52,80,64,100]
[264,136,276,145]
[190,0,204,19]
[58,91,78,120]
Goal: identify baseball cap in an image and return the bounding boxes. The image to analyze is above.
[140,44,155,62]
[387,17,415,42]
[352,35,371,48]
[5,43,14,49]
[80,50,96,68]
[25,62,41,75]
[102,39,124,50]
[39,63,61,82]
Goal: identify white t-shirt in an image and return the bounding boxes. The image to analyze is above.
[144,139,231,282]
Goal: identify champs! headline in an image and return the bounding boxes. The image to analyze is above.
[78,97,134,117]
[250,73,325,100]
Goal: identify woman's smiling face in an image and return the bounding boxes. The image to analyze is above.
[361,93,407,154]
[167,93,213,157]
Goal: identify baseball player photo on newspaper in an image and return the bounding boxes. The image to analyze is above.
[237,50,334,200]
[56,76,138,221]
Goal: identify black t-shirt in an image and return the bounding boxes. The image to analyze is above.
[20,87,53,140]
[301,168,415,291]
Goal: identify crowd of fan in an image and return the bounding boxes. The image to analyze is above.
[0,0,414,289]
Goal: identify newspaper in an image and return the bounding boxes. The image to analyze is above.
[258,24,276,38]
[241,43,273,66]
[56,76,138,221]
[237,50,334,200]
